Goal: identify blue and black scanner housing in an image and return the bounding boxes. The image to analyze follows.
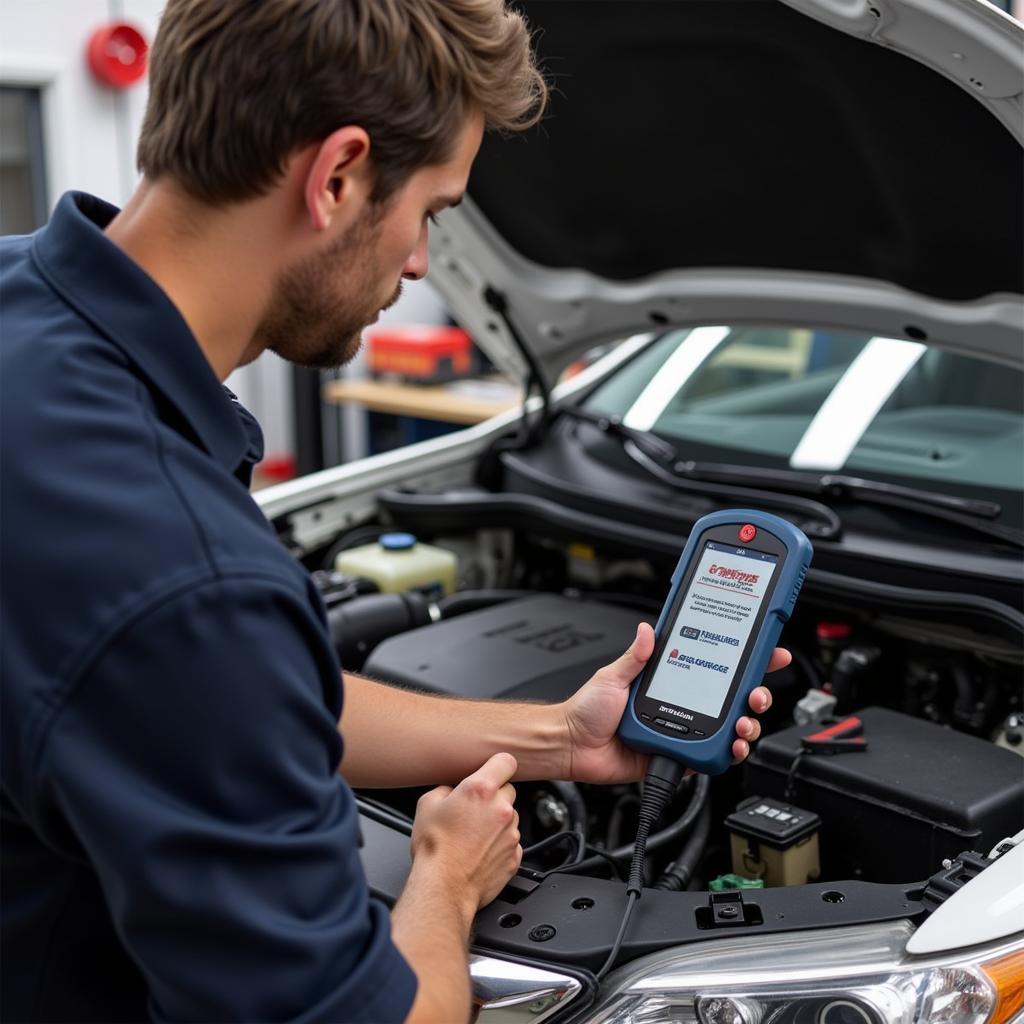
[618,509,813,776]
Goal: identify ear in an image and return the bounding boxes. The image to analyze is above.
[303,126,372,232]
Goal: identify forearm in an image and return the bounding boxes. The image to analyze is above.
[339,673,569,787]
[392,860,476,1024]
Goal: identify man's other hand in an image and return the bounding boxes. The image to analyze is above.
[409,752,522,911]
[561,623,790,784]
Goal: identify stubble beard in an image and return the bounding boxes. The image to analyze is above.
[255,205,402,370]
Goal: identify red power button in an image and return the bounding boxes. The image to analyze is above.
[739,524,757,543]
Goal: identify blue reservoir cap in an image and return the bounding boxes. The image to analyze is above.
[379,532,417,550]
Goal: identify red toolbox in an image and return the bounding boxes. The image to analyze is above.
[368,326,473,383]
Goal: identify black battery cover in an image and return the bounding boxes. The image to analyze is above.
[744,706,1024,882]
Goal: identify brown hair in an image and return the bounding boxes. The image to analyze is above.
[137,0,546,204]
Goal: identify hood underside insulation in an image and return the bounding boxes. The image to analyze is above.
[468,0,1023,301]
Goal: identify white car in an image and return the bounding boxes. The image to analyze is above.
[257,0,1024,1020]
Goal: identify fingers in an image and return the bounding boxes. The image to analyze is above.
[411,755,523,911]
[461,752,518,794]
[596,622,655,688]
[767,647,792,673]
[631,622,655,662]
[416,785,452,811]
[732,681,773,764]
[747,686,772,714]
[735,716,761,742]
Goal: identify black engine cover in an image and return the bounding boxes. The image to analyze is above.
[363,595,641,701]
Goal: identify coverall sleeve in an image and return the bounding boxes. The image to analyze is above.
[36,574,417,1023]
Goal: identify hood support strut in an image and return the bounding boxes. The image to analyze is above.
[483,285,551,446]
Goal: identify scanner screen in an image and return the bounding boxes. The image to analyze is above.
[645,541,778,719]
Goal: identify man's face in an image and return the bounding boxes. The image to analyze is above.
[256,112,483,369]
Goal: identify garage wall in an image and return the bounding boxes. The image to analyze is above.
[0,0,295,464]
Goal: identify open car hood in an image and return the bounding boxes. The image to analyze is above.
[427,0,1023,385]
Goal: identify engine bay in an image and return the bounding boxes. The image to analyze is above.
[307,507,1024,900]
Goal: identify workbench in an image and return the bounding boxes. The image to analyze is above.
[322,377,521,425]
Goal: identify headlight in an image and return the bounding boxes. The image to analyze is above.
[586,921,1023,1024]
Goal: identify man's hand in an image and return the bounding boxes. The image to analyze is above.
[395,753,523,1024]
[561,623,790,784]
[409,752,523,911]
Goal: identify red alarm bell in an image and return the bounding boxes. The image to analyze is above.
[86,23,149,89]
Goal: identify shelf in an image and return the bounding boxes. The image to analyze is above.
[322,377,522,425]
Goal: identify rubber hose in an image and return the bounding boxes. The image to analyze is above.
[606,792,641,850]
[653,799,712,890]
[326,592,433,670]
[326,588,540,671]
[561,773,710,877]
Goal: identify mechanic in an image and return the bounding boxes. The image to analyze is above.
[0,2,787,1021]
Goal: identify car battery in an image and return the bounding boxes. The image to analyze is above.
[725,796,821,887]
[744,706,1024,882]
[368,325,473,383]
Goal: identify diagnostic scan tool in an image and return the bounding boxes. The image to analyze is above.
[618,509,813,775]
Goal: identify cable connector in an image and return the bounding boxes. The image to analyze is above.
[627,756,686,896]
[595,756,686,982]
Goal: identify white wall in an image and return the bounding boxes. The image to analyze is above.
[0,0,295,462]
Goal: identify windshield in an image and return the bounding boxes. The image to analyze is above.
[584,326,1024,522]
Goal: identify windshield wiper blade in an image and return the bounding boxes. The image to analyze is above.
[675,460,1023,549]
[675,461,1001,518]
[562,408,842,539]
[564,407,678,463]
[563,408,1022,549]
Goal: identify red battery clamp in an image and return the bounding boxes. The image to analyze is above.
[800,715,868,754]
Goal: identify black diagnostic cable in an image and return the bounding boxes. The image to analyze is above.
[593,755,686,980]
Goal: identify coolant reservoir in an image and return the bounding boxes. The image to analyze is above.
[335,533,457,597]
